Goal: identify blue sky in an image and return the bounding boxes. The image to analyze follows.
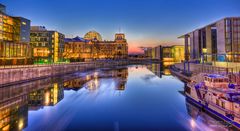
[1,0,240,53]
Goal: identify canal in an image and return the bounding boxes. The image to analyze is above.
[0,64,230,131]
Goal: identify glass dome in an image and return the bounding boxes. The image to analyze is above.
[84,31,102,41]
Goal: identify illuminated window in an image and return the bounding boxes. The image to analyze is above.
[22,21,26,25]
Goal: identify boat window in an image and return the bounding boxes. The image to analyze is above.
[216,99,220,106]
[221,101,225,109]
[219,79,223,82]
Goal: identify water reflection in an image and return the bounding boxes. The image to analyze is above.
[146,63,171,78]
[0,94,28,131]
[63,67,128,91]
[28,82,64,110]
[185,99,231,131]
[0,64,233,130]
[0,78,64,130]
[0,67,128,131]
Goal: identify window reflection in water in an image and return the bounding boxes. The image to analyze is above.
[0,67,128,130]
[146,63,172,78]
[64,67,128,91]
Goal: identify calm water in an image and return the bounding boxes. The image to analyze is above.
[0,64,230,131]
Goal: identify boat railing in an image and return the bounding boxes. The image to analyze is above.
[190,73,205,83]
[208,101,240,118]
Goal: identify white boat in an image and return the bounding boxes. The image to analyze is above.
[185,73,240,129]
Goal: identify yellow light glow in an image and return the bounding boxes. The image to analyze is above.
[94,72,98,78]
[86,75,90,80]
[54,32,59,63]
[164,69,171,75]
[53,83,58,105]
[45,91,50,105]
[202,48,207,53]
[18,118,24,130]
[22,22,26,25]
[2,125,10,131]
[163,62,174,66]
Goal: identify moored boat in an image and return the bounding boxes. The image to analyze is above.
[185,73,240,129]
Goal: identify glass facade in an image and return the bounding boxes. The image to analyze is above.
[30,30,65,64]
[225,18,240,62]
[0,12,32,65]
[225,19,232,53]
[182,17,240,63]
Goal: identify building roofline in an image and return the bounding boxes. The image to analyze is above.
[178,17,240,38]
[13,16,31,21]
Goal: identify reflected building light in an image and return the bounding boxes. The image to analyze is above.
[94,72,98,78]
[164,69,171,75]
[53,83,58,105]
[190,119,196,128]
[94,78,99,87]
[18,118,24,130]
[44,91,50,105]
[86,78,100,91]
[86,75,91,81]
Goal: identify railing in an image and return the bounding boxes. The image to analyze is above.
[0,59,148,70]
[208,101,240,119]
[0,62,92,70]
[0,60,147,86]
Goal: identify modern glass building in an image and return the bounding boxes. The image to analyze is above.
[180,17,240,63]
[30,26,65,64]
[0,4,32,65]
[144,45,185,63]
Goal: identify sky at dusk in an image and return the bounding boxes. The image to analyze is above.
[1,0,240,54]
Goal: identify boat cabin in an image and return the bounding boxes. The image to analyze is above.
[204,74,229,88]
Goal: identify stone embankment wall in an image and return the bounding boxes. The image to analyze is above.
[0,61,135,86]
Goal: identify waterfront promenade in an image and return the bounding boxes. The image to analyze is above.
[0,60,143,87]
[171,62,240,85]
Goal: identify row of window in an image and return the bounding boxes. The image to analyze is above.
[0,43,31,57]
[30,33,64,38]
[30,37,65,43]
[30,37,49,42]
[0,32,20,41]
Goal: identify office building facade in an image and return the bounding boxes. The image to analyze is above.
[0,4,32,65]
[180,17,240,63]
[30,26,65,63]
[144,45,185,63]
